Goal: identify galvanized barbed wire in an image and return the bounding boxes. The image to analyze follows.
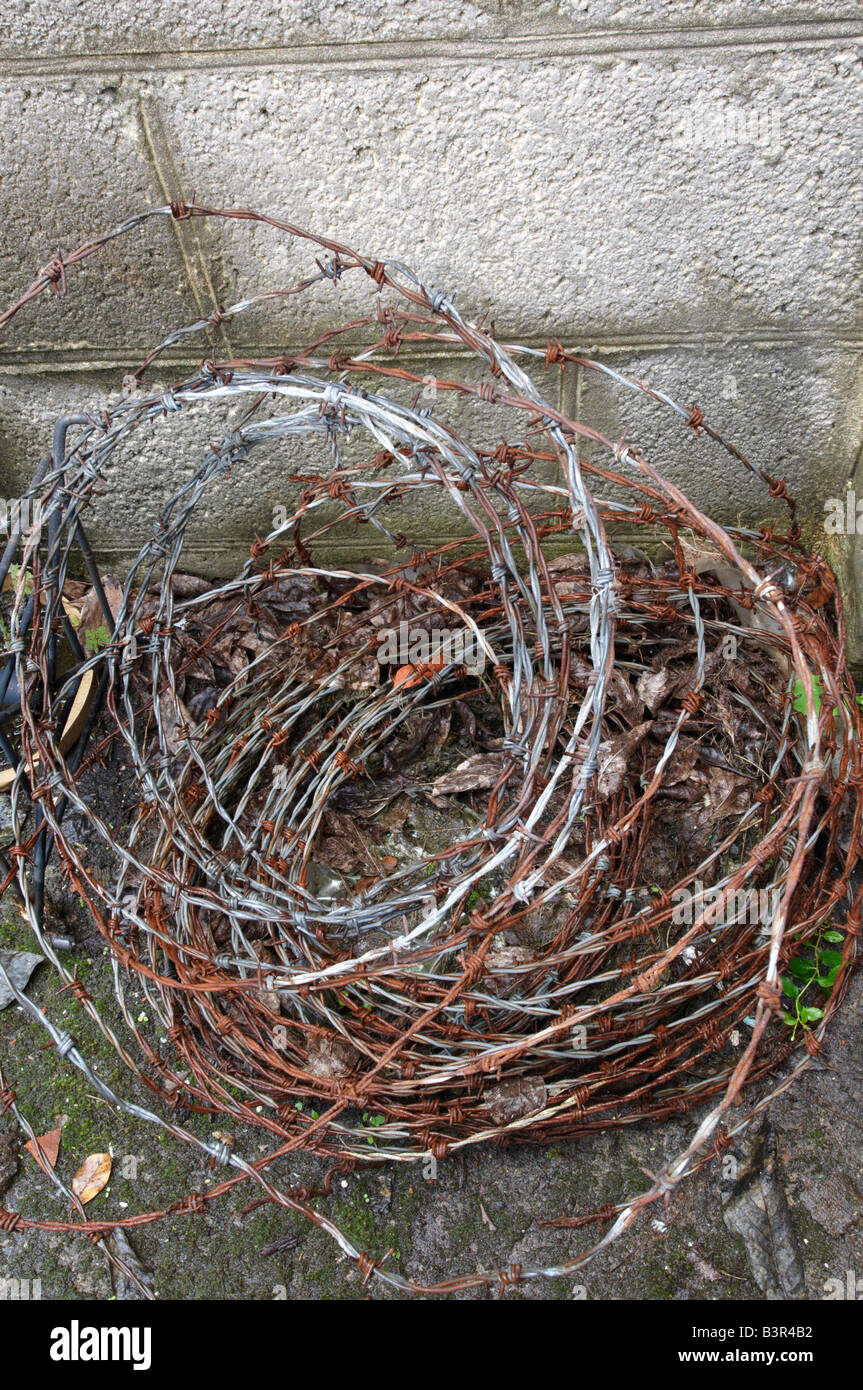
[0,203,861,1297]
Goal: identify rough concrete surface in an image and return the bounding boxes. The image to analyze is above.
[1,888,861,1301]
[157,51,863,339]
[0,351,563,571]
[1,9,861,646]
[0,3,859,59]
[571,344,863,525]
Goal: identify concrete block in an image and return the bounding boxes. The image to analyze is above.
[0,1,562,59]
[0,2,856,61]
[156,42,863,344]
[575,2,856,28]
[572,343,863,664]
[570,343,863,524]
[0,10,860,657]
[0,82,196,354]
[0,352,564,571]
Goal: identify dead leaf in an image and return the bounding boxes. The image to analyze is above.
[305,1035,356,1079]
[393,661,445,691]
[637,668,676,714]
[483,1076,547,1126]
[78,576,123,639]
[157,687,192,755]
[432,753,507,797]
[596,722,653,800]
[0,949,44,1010]
[25,1125,62,1169]
[71,1151,112,1204]
[106,1227,155,1300]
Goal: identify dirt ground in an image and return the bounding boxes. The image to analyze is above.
[1,811,861,1302]
[0,626,860,1301]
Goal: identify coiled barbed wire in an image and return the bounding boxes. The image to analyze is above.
[0,203,860,1297]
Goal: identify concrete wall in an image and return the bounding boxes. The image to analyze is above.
[1,3,861,652]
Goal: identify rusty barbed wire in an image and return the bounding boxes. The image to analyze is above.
[0,203,860,1296]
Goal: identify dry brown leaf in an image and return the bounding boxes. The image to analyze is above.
[432,753,507,797]
[25,1125,62,1169]
[78,577,123,637]
[483,1077,547,1126]
[306,1035,356,1079]
[610,669,642,722]
[157,687,192,754]
[72,1151,112,1204]
[637,667,676,714]
[706,767,752,820]
[485,946,535,971]
[596,722,653,799]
